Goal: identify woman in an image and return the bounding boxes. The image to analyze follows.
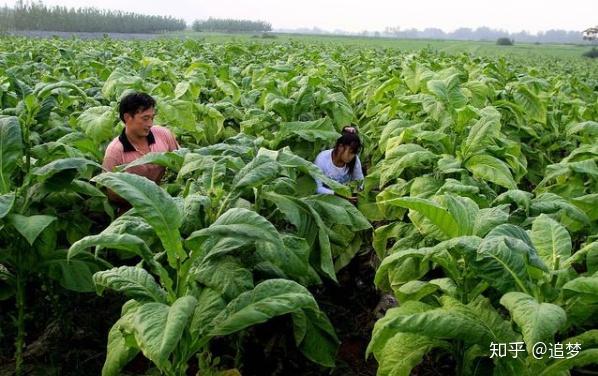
[314,126,363,202]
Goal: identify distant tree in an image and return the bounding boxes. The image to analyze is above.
[583,26,598,43]
[496,37,514,45]
[0,0,186,33]
[192,18,271,33]
[0,6,15,33]
[582,47,598,58]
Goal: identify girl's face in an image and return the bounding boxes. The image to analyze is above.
[337,145,357,164]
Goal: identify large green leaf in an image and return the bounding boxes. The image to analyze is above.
[192,257,253,301]
[273,118,338,147]
[101,305,140,376]
[255,235,320,286]
[92,172,184,267]
[500,292,566,352]
[539,349,598,376]
[187,208,283,255]
[473,206,510,237]
[304,194,371,231]
[77,106,118,143]
[0,192,15,219]
[367,301,432,358]
[101,69,144,100]
[465,154,517,189]
[157,99,197,134]
[319,91,354,128]
[530,214,572,270]
[43,250,109,293]
[8,214,56,246]
[426,73,466,109]
[93,266,168,303]
[68,233,152,261]
[384,197,459,238]
[473,224,543,293]
[32,157,100,181]
[376,333,448,376]
[275,149,351,197]
[0,116,23,193]
[562,274,598,302]
[130,295,197,370]
[291,308,340,367]
[369,296,500,355]
[209,279,319,336]
[121,151,185,173]
[189,288,226,343]
[442,194,479,236]
[566,121,598,137]
[232,157,281,190]
[461,106,501,158]
[513,86,546,124]
[402,61,433,93]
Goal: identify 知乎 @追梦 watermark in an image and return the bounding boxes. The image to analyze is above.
[489,342,581,359]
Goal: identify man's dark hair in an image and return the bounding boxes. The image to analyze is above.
[118,92,156,122]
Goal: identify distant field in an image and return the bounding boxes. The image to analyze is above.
[168,31,596,60]
[6,29,595,60]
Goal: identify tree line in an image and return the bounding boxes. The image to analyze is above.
[381,26,586,44]
[278,25,590,44]
[192,18,272,33]
[0,0,186,33]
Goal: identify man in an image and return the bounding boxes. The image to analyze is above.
[102,92,179,206]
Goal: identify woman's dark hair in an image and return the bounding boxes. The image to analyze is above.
[119,92,156,122]
[334,132,361,175]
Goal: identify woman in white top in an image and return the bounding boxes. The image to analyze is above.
[314,127,364,201]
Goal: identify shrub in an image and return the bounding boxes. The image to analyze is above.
[496,37,514,45]
[582,47,598,58]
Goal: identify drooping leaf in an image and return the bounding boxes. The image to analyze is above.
[8,214,56,246]
[130,295,197,370]
[187,208,283,254]
[0,192,15,219]
[500,292,566,352]
[384,197,459,238]
[92,172,184,267]
[209,279,319,336]
[0,116,23,193]
[93,266,168,303]
[71,231,150,256]
[530,214,572,270]
[101,306,140,376]
[291,308,340,367]
[43,250,110,293]
[376,333,448,376]
[32,157,100,181]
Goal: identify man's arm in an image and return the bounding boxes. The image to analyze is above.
[165,127,179,151]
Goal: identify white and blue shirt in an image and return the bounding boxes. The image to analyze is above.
[314,149,364,195]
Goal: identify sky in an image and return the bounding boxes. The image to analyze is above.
[4,0,597,33]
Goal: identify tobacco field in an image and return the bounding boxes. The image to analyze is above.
[0,36,597,376]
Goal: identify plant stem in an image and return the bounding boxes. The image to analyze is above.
[14,268,26,376]
[215,191,234,219]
